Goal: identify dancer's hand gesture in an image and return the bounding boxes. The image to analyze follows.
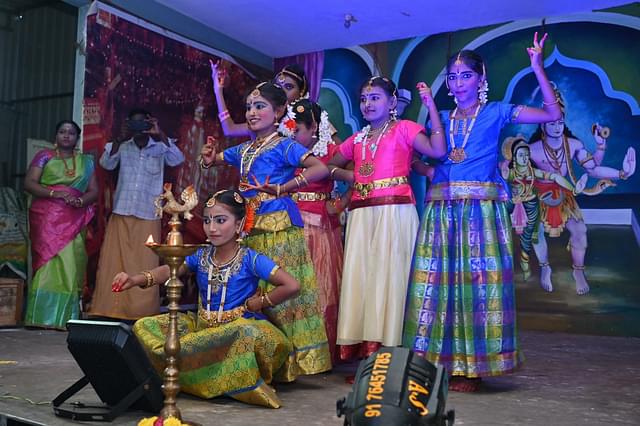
[416,82,434,108]
[200,137,218,167]
[209,59,228,92]
[527,32,548,71]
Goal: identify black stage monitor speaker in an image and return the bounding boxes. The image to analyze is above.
[52,320,164,422]
[337,347,455,426]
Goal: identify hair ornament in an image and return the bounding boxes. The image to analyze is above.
[242,204,255,235]
[278,104,297,137]
[233,191,244,204]
[312,110,332,157]
[205,189,227,208]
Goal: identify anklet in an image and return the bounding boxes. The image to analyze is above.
[572,264,585,270]
[539,262,550,267]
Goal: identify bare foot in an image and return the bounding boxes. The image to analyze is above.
[572,266,590,295]
[540,264,553,292]
[449,376,481,392]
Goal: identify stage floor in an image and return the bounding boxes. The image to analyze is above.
[1,328,638,425]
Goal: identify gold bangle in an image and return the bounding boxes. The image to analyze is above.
[263,292,275,307]
[244,298,256,313]
[329,167,338,179]
[49,189,55,198]
[140,270,154,289]
[542,99,559,106]
[294,176,301,189]
[218,110,231,121]
[77,197,84,207]
[298,174,309,187]
[276,184,281,198]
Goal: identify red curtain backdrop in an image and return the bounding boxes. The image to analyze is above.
[82,8,255,291]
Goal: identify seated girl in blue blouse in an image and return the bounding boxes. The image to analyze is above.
[111,190,300,408]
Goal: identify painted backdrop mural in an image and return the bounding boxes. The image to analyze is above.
[320,6,640,336]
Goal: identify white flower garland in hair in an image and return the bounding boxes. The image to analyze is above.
[353,125,371,145]
[278,104,297,137]
[312,110,333,157]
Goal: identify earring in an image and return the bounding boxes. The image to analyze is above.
[235,232,244,243]
[478,80,489,104]
[389,108,398,121]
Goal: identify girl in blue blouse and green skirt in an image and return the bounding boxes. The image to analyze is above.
[199,82,332,378]
[112,190,301,408]
[404,33,563,392]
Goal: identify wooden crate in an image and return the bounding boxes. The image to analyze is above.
[0,278,24,326]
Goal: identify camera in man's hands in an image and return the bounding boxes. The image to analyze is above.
[127,119,153,132]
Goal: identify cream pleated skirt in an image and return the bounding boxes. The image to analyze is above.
[337,203,418,347]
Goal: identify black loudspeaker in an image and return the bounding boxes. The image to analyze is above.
[337,347,455,426]
[52,320,164,421]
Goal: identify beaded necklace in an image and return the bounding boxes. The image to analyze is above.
[206,245,244,322]
[355,119,392,177]
[447,104,481,163]
[240,131,280,180]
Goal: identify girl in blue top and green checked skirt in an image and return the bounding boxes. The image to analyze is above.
[404,34,563,392]
[200,82,332,380]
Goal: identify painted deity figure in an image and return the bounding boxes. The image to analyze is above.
[500,137,587,282]
[528,112,636,295]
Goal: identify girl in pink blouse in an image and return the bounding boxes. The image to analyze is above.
[328,77,446,365]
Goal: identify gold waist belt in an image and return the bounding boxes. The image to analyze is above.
[353,176,409,198]
[244,191,278,210]
[291,192,331,202]
[198,305,246,328]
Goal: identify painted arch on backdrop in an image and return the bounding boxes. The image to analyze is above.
[391,13,640,126]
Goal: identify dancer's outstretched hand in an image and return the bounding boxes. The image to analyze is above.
[209,59,228,92]
[112,272,137,292]
[416,82,434,108]
[200,138,218,167]
[527,32,548,70]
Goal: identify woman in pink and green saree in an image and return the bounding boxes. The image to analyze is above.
[23,120,98,329]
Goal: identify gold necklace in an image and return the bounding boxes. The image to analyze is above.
[206,246,243,319]
[359,120,392,177]
[448,104,481,163]
[457,102,479,117]
[240,131,279,179]
[56,149,77,177]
